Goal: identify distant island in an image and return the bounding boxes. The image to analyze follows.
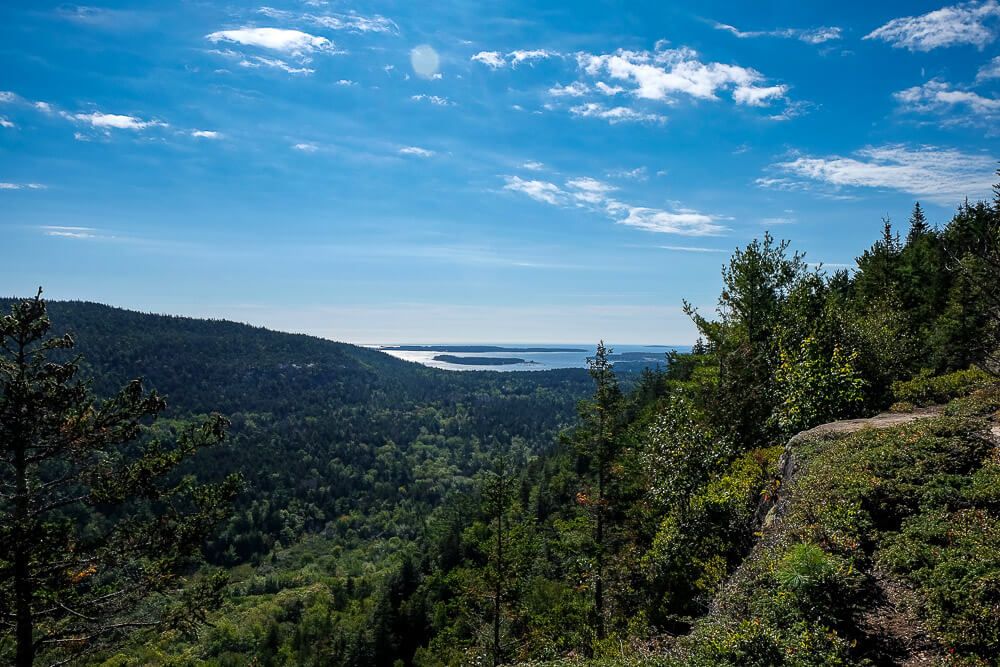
[386,345,585,353]
[433,355,536,366]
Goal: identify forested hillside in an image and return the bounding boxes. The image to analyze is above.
[0,299,594,565]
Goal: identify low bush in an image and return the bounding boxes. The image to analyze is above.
[892,367,993,407]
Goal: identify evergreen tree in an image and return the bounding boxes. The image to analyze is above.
[854,218,903,304]
[481,453,517,666]
[906,202,930,244]
[0,291,240,666]
[575,342,623,642]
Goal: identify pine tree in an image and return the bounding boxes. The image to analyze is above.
[906,202,930,245]
[576,342,623,642]
[481,453,516,666]
[0,291,241,666]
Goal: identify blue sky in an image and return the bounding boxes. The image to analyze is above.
[2,0,999,344]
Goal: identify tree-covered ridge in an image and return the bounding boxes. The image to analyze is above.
[0,298,594,565]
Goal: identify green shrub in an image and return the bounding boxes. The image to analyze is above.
[892,367,994,407]
[774,543,861,628]
[774,336,866,434]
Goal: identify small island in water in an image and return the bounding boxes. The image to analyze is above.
[386,345,585,353]
[433,354,538,366]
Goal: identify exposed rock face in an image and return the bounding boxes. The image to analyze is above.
[758,407,945,534]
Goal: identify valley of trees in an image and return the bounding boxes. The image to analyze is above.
[1,173,999,665]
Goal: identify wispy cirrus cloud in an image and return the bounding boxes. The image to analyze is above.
[411,94,454,106]
[503,173,726,236]
[0,182,46,190]
[713,22,843,44]
[399,146,435,157]
[658,245,727,253]
[257,6,398,34]
[865,1,1000,51]
[761,144,998,204]
[40,225,97,239]
[191,130,222,139]
[568,103,666,124]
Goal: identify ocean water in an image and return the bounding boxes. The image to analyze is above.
[372,344,692,372]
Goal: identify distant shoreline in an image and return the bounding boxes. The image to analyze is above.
[384,345,587,353]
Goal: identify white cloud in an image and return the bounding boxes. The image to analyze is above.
[595,82,625,95]
[569,102,666,124]
[733,84,789,106]
[293,142,318,152]
[206,27,335,56]
[714,22,842,44]
[411,94,454,106]
[895,79,1000,114]
[1,182,46,190]
[471,49,559,68]
[521,160,545,171]
[613,205,726,235]
[72,111,162,130]
[471,51,505,68]
[504,176,566,205]
[0,117,13,128]
[503,174,726,236]
[658,245,727,253]
[238,55,314,74]
[508,49,559,65]
[977,55,1000,79]
[336,79,357,86]
[865,1,1000,51]
[41,225,96,239]
[766,144,998,204]
[572,44,790,113]
[607,167,648,180]
[399,146,434,157]
[34,101,54,113]
[0,91,17,103]
[257,6,398,34]
[548,81,590,97]
[191,129,222,138]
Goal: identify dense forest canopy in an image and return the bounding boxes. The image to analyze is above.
[2,173,999,666]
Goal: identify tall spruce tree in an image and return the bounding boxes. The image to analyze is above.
[481,452,516,666]
[906,202,930,244]
[0,291,240,666]
[575,342,623,642]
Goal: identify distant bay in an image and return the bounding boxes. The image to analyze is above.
[372,343,691,372]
